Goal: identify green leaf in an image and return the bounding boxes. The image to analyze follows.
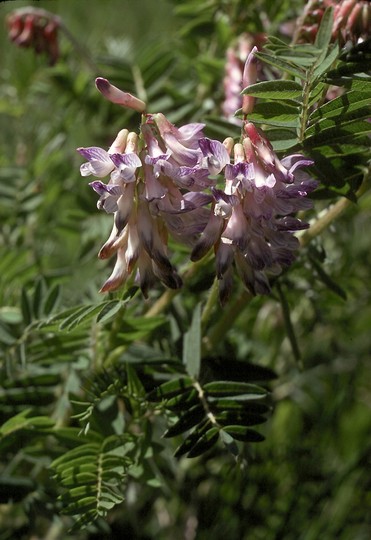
[0,321,17,345]
[96,300,122,323]
[187,427,219,458]
[314,7,334,50]
[304,120,371,148]
[313,43,339,80]
[0,307,22,325]
[254,51,306,79]
[0,410,55,451]
[223,425,265,443]
[147,377,193,401]
[309,91,371,123]
[21,287,32,325]
[43,283,61,316]
[174,419,211,458]
[247,102,299,128]
[306,106,371,138]
[165,389,199,412]
[32,277,47,319]
[163,404,205,438]
[242,80,303,100]
[204,381,267,399]
[59,304,105,331]
[265,128,299,151]
[215,410,267,427]
[183,302,201,378]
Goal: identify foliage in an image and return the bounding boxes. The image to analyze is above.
[0,0,370,538]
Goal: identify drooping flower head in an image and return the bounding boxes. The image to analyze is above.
[191,123,317,303]
[78,54,317,302]
[6,7,60,65]
[77,81,219,296]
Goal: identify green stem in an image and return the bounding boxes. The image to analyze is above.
[59,20,98,73]
[202,289,252,355]
[299,174,370,248]
[201,277,219,331]
[298,76,312,144]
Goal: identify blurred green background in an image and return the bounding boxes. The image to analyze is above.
[0,1,370,539]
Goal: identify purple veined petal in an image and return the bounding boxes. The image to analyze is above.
[212,187,240,207]
[163,132,201,167]
[172,166,214,190]
[281,154,314,173]
[265,228,299,249]
[143,163,168,201]
[136,250,157,298]
[221,204,249,251]
[254,170,276,189]
[199,138,230,175]
[77,147,115,177]
[276,216,309,231]
[89,181,122,197]
[271,245,298,267]
[144,154,170,166]
[145,154,174,179]
[124,222,140,273]
[110,152,142,169]
[178,122,205,145]
[234,251,256,295]
[216,240,235,278]
[89,181,123,213]
[98,221,124,260]
[100,247,129,293]
[113,182,135,233]
[225,162,254,183]
[157,195,195,214]
[253,271,271,295]
[183,192,213,207]
[142,123,167,158]
[152,113,202,166]
[191,212,224,261]
[167,207,210,238]
[110,152,141,182]
[152,261,183,290]
[218,266,234,306]
[103,195,120,214]
[137,199,173,273]
[244,235,273,270]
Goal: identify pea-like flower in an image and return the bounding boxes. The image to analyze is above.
[78,76,317,302]
[191,123,317,303]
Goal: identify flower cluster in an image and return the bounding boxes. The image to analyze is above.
[191,123,317,303]
[78,76,316,302]
[6,7,60,65]
[296,0,370,45]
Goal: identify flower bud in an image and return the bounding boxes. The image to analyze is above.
[95,78,146,113]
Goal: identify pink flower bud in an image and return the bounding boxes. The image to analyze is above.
[241,46,258,115]
[95,78,146,113]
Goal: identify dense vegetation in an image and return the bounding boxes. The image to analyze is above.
[0,1,370,538]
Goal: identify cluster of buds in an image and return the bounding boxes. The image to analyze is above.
[295,0,370,45]
[78,69,316,302]
[6,7,60,65]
